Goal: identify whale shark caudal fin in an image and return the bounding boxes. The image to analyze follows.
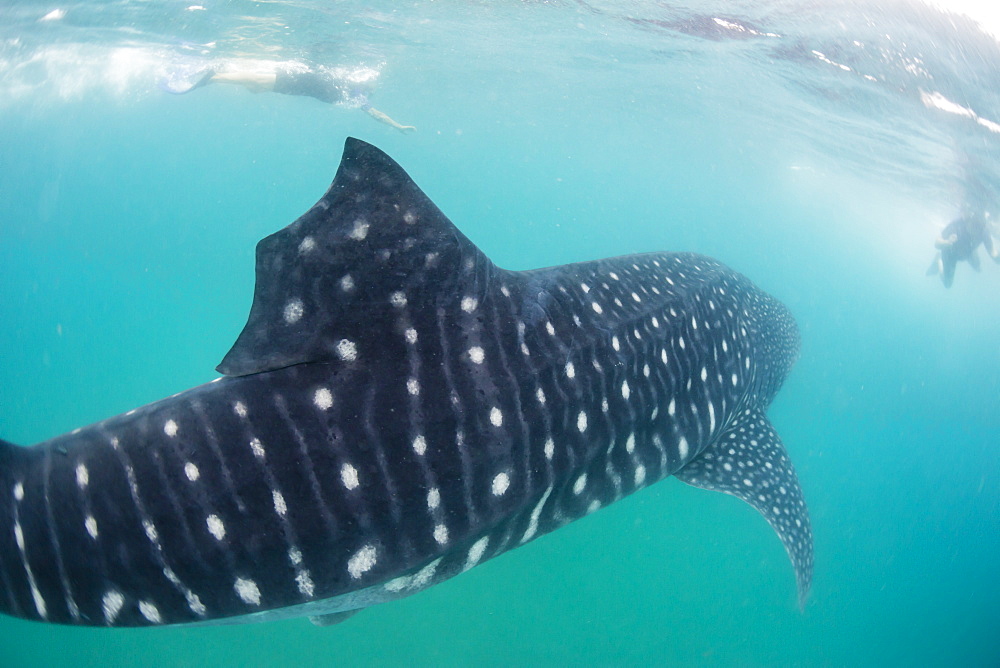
[674,405,813,607]
[218,137,496,377]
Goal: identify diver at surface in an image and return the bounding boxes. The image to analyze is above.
[160,60,416,134]
[927,211,1000,288]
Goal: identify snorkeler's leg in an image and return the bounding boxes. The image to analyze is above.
[209,71,278,93]
[941,252,957,288]
[926,252,941,276]
[365,107,416,133]
[984,233,1000,261]
[968,249,982,272]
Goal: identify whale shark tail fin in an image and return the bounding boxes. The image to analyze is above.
[675,405,813,609]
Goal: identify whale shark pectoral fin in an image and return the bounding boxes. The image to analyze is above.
[675,405,813,608]
[309,609,362,627]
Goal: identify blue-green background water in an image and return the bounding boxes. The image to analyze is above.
[1,0,999,665]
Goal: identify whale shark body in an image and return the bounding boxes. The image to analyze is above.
[0,138,811,627]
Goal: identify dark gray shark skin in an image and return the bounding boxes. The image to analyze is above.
[0,138,811,628]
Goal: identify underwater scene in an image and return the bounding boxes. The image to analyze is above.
[1,0,998,665]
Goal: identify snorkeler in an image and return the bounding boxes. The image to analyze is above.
[927,211,1000,288]
[160,61,416,134]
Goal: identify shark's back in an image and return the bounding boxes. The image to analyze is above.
[0,139,810,627]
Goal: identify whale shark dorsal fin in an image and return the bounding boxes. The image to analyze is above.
[218,138,496,377]
[674,405,814,607]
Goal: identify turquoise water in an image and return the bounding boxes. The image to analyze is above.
[1,0,999,665]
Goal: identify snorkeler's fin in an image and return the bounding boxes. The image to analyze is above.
[158,64,215,95]
[968,249,981,272]
[926,253,941,276]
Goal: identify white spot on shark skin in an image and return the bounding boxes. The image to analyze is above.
[13,482,24,502]
[13,522,24,550]
[427,487,440,510]
[403,328,418,345]
[536,388,546,404]
[30,584,47,619]
[407,378,420,396]
[296,570,315,597]
[348,545,377,579]
[340,274,355,292]
[336,339,357,361]
[678,436,689,461]
[75,463,89,489]
[573,474,587,495]
[612,336,620,351]
[184,462,199,482]
[313,387,333,410]
[206,514,226,540]
[732,373,739,386]
[250,438,265,459]
[139,601,162,624]
[490,407,503,427]
[679,336,686,350]
[465,537,490,570]
[565,362,575,379]
[102,590,125,624]
[592,302,603,314]
[403,211,417,224]
[273,490,288,516]
[143,520,159,543]
[634,465,647,486]
[622,381,630,400]
[587,500,602,514]
[163,420,178,437]
[580,283,590,293]
[233,401,248,418]
[577,411,588,432]
[390,291,407,308]
[298,236,316,254]
[283,299,304,324]
[668,398,676,416]
[544,438,555,460]
[433,524,449,544]
[234,577,262,606]
[626,433,636,454]
[461,296,478,313]
[412,435,427,456]
[289,547,303,566]
[85,515,98,539]
[348,219,369,240]
[701,367,708,382]
[546,321,555,336]
[469,346,485,364]
[341,463,360,490]
[492,472,510,496]
[521,486,554,543]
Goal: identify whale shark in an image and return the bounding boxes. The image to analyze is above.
[0,138,811,627]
